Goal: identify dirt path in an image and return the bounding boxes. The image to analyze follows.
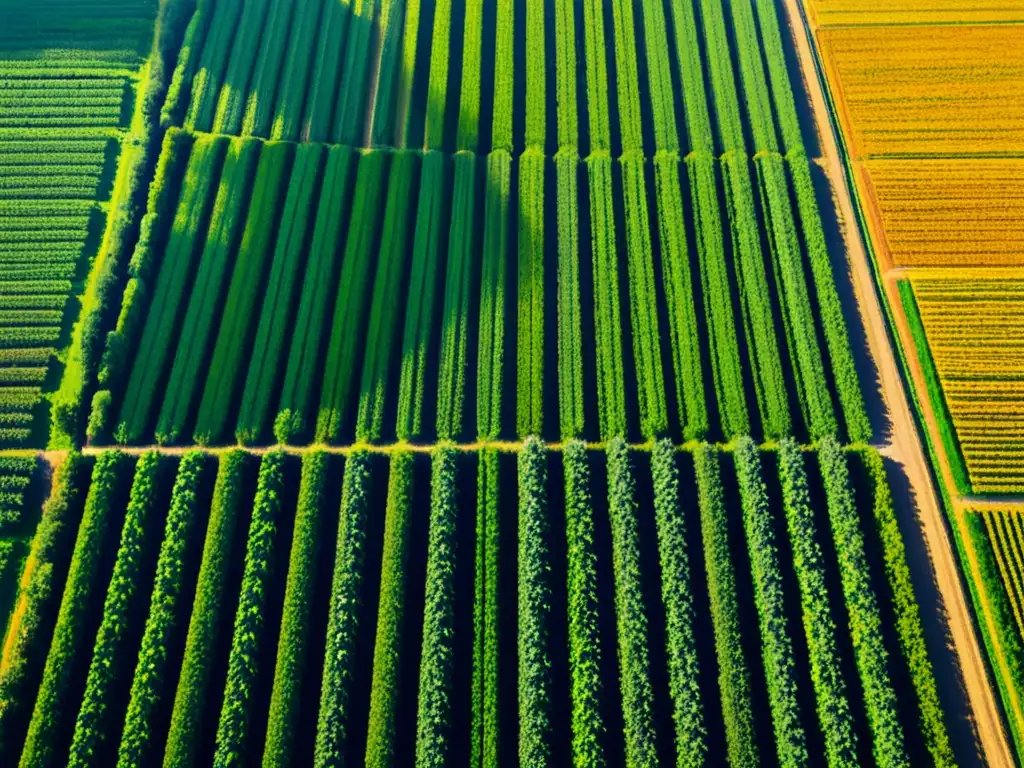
[781,0,1015,764]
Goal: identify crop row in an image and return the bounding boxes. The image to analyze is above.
[96,138,868,446]
[2,442,952,764]
[0,57,133,447]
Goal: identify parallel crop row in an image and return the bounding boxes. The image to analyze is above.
[119,452,207,767]
[415,447,459,765]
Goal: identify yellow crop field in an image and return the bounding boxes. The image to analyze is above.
[978,508,1024,641]
[807,0,1024,26]
[818,24,1024,157]
[911,271,1024,493]
[863,159,1024,267]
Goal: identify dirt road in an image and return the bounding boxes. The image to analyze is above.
[780,0,1015,764]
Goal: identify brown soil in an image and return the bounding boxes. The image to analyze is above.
[782,0,1016,764]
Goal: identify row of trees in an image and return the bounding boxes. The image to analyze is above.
[4,440,955,766]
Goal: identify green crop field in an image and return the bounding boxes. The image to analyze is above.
[78,0,872,449]
[0,0,998,764]
[0,443,955,766]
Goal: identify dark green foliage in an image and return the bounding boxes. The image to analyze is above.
[606,438,657,765]
[365,452,414,767]
[118,452,208,768]
[517,437,551,764]
[19,451,129,768]
[777,439,858,767]
[733,437,808,767]
[415,448,460,766]
[562,441,605,766]
[240,0,297,138]
[295,0,346,142]
[263,452,327,765]
[650,440,705,767]
[818,438,909,768]
[213,451,287,767]
[68,452,164,766]
[355,152,417,442]
[693,444,757,766]
[314,451,372,766]
[192,142,294,444]
[235,145,324,444]
[859,449,955,767]
[163,451,245,767]
[118,135,228,443]
[156,138,260,444]
[470,449,501,766]
[0,453,88,755]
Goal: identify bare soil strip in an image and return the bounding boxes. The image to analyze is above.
[783,0,1016,764]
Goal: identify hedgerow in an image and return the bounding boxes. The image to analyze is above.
[733,437,808,767]
[606,438,658,765]
[518,437,552,764]
[20,451,130,768]
[693,444,757,766]
[163,450,246,767]
[67,452,164,766]
[562,441,605,766]
[470,449,501,765]
[776,439,858,767]
[213,451,287,766]
[395,152,446,440]
[118,452,209,768]
[415,448,460,766]
[818,438,909,768]
[650,440,705,767]
[365,452,414,767]
[263,451,328,765]
[314,451,373,766]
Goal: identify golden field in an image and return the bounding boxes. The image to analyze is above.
[911,271,1024,493]
[818,24,1024,157]
[863,159,1024,267]
[807,0,1024,26]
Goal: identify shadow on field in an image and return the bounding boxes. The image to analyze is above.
[874,455,984,766]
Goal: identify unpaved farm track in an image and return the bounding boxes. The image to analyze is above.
[781,0,1015,764]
